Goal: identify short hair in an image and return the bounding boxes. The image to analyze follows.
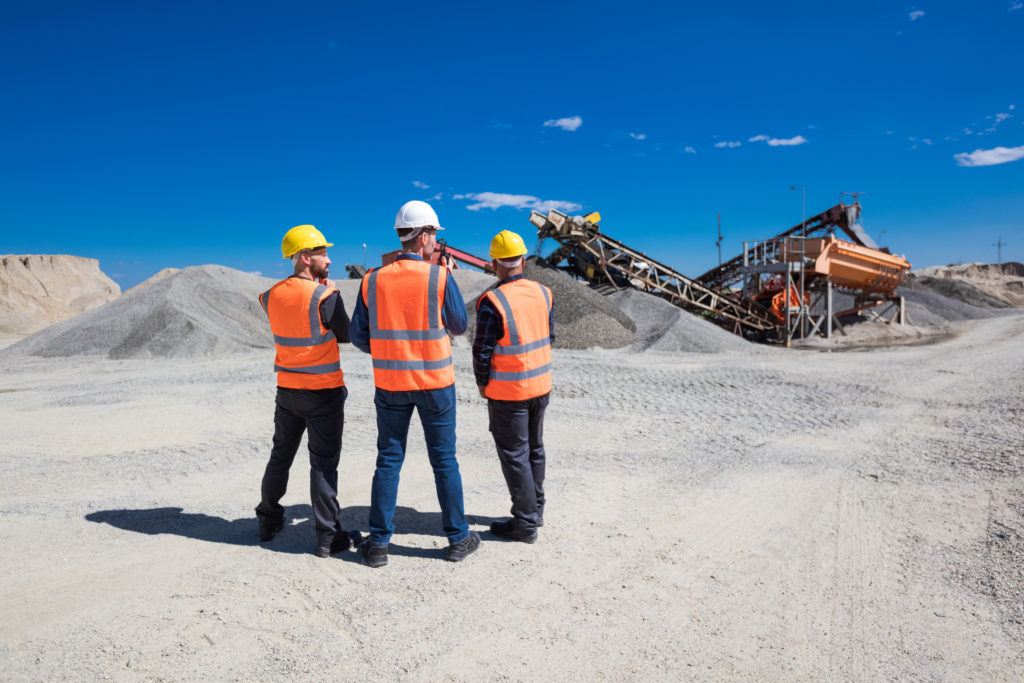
[398,226,436,243]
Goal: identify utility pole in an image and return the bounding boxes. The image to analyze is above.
[791,184,807,338]
[716,213,723,267]
[993,236,1006,264]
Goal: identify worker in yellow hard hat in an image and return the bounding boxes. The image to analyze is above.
[473,229,555,544]
[255,224,362,558]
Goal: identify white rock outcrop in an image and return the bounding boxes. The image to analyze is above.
[0,255,121,334]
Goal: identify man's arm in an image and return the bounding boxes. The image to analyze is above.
[348,285,372,353]
[548,298,555,344]
[472,296,503,396]
[441,273,468,335]
[319,292,351,343]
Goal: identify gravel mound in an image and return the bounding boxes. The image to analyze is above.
[897,287,1001,326]
[905,263,1024,308]
[463,258,636,350]
[1,265,276,360]
[609,288,752,353]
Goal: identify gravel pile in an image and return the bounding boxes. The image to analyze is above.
[462,258,636,350]
[1,265,275,360]
[897,287,1002,326]
[609,288,752,353]
[903,276,1011,309]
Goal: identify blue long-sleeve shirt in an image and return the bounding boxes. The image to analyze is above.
[349,254,468,353]
[472,274,556,387]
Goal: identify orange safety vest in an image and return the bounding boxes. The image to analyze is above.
[259,277,344,390]
[361,259,454,391]
[480,278,552,401]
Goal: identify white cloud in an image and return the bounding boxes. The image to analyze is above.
[954,145,1024,167]
[715,141,741,148]
[542,116,582,131]
[909,10,925,20]
[749,134,808,146]
[629,132,646,140]
[1010,2,1023,11]
[412,180,429,189]
[455,192,583,213]
[766,135,808,146]
[684,146,697,154]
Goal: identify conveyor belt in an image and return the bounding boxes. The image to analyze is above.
[530,209,778,333]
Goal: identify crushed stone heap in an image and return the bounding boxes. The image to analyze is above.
[0,254,120,334]
[906,262,1024,309]
[609,288,752,353]
[2,265,275,359]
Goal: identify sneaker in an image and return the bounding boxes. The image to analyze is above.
[490,519,538,544]
[258,516,285,543]
[314,529,362,558]
[361,541,389,568]
[445,531,481,562]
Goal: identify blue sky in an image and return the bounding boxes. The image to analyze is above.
[2,1,1022,289]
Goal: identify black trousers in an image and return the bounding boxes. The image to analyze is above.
[488,393,549,532]
[256,386,347,542]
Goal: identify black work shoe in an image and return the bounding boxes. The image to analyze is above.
[258,517,285,543]
[361,541,389,568]
[445,531,481,562]
[314,529,363,558]
[490,520,538,544]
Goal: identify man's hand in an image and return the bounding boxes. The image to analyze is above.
[477,385,487,399]
[319,277,337,289]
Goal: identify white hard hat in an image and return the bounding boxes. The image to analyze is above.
[394,200,444,231]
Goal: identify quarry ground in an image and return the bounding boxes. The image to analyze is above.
[1,313,1022,681]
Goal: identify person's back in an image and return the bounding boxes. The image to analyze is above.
[360,257,454,392]
[473,230,555,545]
[255,224,360,559]
[349,200,479,567]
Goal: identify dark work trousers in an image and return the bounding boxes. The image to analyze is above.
[487,393,549,532]
[256,386,347,543]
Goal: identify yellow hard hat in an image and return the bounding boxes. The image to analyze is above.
[489,230,528,260]
[281,225,333,259]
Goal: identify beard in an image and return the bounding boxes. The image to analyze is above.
[311,261,330,279]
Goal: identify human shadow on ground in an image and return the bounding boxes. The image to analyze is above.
[85,505,499,561]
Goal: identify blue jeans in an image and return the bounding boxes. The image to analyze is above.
[369,384,469,546]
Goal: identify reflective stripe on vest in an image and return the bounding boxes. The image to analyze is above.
[361,259,454,391]
[484,279,552,400]
[264,278,344,390]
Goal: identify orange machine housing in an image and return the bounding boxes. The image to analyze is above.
[782,237,911,294]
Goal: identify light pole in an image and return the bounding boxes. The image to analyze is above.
[716,213,723,267]
[790,184,807,340]
[789,184,805,233]
[362,243,367,268]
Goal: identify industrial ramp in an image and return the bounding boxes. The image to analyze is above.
[529,209,778,333]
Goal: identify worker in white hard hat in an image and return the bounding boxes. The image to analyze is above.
[254,225,362,558]
[473,230,555,544]
[348,200,479,567]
